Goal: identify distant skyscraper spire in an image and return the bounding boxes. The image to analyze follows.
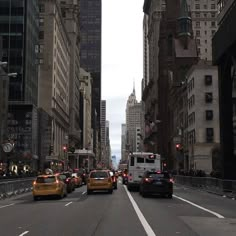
[133,79,135,96]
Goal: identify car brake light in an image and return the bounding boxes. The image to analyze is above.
[157,171,161,174]
[169,178,174,183]
[33,181,36,185]
[56,180,59,184]
[123,174,126,177]
[144,178,152,183]
[66,179,69,182]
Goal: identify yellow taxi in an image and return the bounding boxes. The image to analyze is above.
[32,174,67,200]
[87,169,113,194]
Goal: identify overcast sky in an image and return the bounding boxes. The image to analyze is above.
[102,0,144,162]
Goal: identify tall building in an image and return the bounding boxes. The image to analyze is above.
[38,0,70,166]
[60,0,81,148]
[0,0,39,171]
[80,0,102,159]
[126,88,144,153]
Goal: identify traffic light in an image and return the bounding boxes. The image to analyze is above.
[175,144,180,151]
[63,146,67,152]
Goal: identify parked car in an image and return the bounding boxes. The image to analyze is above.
[59,172,75,193]
[32,174,67,200]
[139,171,173,198]
[87,169,113,194]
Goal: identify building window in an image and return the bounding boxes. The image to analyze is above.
[39,4,45,13]
[211,21,216,27]
[204,4,207,9]
[211,4,216,9]
[195,12,200,17]
[196,30,200,36]
[197,47,201,54]
[206,128,214,142]
[196,21,200,28]
[195,4,200,9]
[211,13,215,18]
[39,31,44,40]
[206,110,213,120]
[205,92,213,103]
[212,30,216,36]
[197,39,200,45]
[205,75,212,85]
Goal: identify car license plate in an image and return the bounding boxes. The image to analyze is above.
[154,181,162,185]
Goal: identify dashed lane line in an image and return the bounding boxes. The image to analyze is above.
[0,203,15,209]
[65,201,73,207]
[19,231,29,236]
[173,194,225,219]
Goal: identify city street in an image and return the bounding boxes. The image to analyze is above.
[0,179,236,236]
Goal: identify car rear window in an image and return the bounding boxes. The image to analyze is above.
[90,171,108,178]
[146,172,170,179]
[36,176,56,183]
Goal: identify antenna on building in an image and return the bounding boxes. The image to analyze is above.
[133,79,135,96]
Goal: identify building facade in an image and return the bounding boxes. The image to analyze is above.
[187,0,218,61]
[212,0,236,179]
[60,0,81,150]
[38,0,70,167]
[121,124,127,161]
[186,61,219,173]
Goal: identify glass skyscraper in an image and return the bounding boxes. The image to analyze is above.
[80,0,102,157]
[0,0,39,169]
[0,0,39,105]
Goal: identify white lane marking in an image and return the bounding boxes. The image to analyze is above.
[173,194,224,219]
[65,202,73,207]
[82,191,86,195]
[124,186,156,236]
[19,231,29,236]
[0,203,15,209]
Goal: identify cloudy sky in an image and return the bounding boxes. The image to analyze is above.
[102,0,144,162]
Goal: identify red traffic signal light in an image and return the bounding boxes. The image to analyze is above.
[175,144,180,150]
[63,146,67,151]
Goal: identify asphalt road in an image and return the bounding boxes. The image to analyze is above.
[0,178,236,236]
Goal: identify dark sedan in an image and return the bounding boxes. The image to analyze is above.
[59,172,75,193]
[139,171,173,198]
